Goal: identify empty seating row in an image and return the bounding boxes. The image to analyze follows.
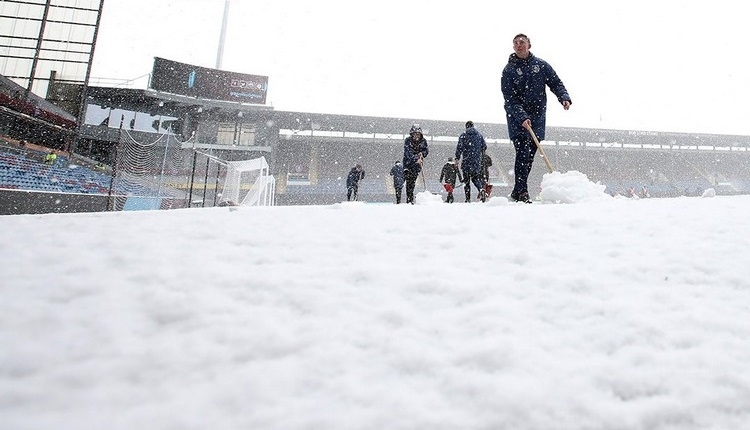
[1,150,111,194]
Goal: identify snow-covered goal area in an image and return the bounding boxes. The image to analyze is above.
[220,156,275,206]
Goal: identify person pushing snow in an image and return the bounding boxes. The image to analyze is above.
[402,124,429,205]
[346,164,365,201]
[501,33,572,203]
[455,121,488,203]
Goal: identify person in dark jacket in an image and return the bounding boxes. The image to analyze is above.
[501,33,571,203]
[389,160,405,204]
[481,152,493,198]
[455,121,488,202]
[346,164,365,201]
[402,124,429,204]
[439,157,462,203]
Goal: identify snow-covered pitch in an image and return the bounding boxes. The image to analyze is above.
[2,173,749,430]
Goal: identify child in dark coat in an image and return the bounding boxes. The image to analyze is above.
[439,157,462,203]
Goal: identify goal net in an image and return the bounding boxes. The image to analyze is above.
[220,156,275,206]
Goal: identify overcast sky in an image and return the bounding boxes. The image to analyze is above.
[91,0,750,135]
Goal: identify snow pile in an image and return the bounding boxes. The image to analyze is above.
[539,170,611,203]
[702,188,717,198]
[486,195,512,206]
[415,190,443,205]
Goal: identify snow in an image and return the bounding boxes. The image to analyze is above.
[539,171,611,204]
[2,173,750,430]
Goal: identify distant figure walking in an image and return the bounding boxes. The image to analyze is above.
[481,152,493,198]
[389,160,405,204]
[439,157,462,203]
[402,124,429,204]
[346,164,365,201]
[455,121,488,202]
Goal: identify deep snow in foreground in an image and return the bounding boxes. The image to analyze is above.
[2,174,750,430]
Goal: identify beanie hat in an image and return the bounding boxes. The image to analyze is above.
[410,124,422,134]
[465,120,474,129]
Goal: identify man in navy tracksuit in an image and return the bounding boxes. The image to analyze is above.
[455,121,488,203]
[501,33,572,203]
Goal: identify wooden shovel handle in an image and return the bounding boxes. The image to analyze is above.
[524,123,554,173]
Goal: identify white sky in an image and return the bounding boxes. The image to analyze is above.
[90,0,750,136]
[2,175,750,429]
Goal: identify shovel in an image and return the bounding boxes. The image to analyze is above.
[524,123,554,174]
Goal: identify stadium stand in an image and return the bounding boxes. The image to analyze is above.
[0,139,110,194]
[4,71,750,211]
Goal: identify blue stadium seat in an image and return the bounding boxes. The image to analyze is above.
[0,150,114,194]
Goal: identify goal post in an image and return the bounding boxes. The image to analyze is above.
[220,156,275,206]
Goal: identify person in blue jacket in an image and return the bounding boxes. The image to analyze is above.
[455,121,488,202]
[402,124,429,204]
[346,164,365,201]
[501,33,571,203]
[389,160,405,204]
